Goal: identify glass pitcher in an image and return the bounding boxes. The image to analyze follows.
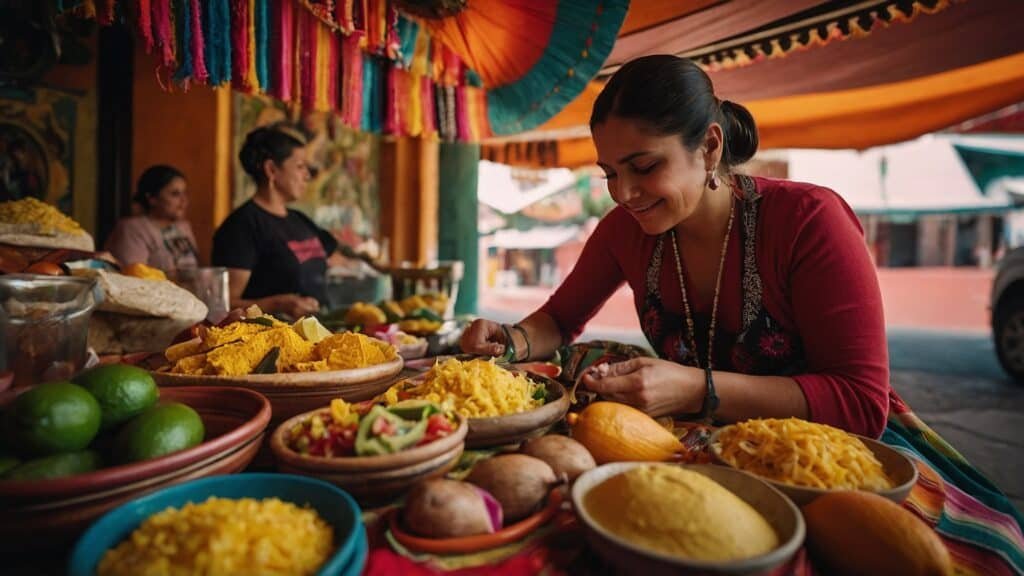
[167,267,230,324]
[0,274,101,389]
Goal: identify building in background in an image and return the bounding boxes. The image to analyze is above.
[786,134,1024,268]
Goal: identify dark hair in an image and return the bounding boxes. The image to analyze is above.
[134,165,185,212]
[238,123,307,184]
[590,55,758,168]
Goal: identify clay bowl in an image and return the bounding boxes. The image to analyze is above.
[397,339,429,360]
[279,443,465,505]
[709,427,919,506]
[153,356,404,426]
[465,376,570,448]
[0,386,271,551]
[572,462,805,576]
[389,489,564,554]
[271,408,468,504]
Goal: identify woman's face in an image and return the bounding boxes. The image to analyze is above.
[270,147,311,202]
[592,115,711,235]
[150,176,189,221]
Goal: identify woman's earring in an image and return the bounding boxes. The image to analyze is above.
[707,170,720,191]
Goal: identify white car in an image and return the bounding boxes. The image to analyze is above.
[991,246,1024,381]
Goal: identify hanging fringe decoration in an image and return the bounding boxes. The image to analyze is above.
[341,34,363,128]
[69,0,521,142]
[315,20,332,110]
[328,30,340,113]
[246,0,260,91]
[174,0,193,81]
[152,0,175,68]
[298,4,316,109]
[189,0,209,82]
[271,0,294,101]
[137,0,154,52]
[77,0,98,20]
[204,0,231,86]
[98,0,116,25]
[255,0,269,90]
[229,0,250,90]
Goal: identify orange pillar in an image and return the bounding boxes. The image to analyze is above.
[131,46,232,264]
[378,137,439,265]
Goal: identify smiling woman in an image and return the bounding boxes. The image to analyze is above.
[463,55,889,438]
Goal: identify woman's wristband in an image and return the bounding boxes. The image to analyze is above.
[511,324,531,361]
[701,367,720,423]
[499,323,517,363]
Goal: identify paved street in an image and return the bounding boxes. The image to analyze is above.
[481,307,1024,512]
[887,329,1024,512]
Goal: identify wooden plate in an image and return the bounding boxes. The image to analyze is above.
[152,356,403,388]
[270,409,468,473]
[0,387,270,551]
[0,386,271,505]
[465,376,570,448]
[708,427,919,505]
[389,489,563,554]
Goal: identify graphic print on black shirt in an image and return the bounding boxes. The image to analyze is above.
[212,201,338,304]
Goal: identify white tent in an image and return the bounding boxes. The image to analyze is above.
[786,135,1019,215]
[477,161,576,214]
[490,225,580,250]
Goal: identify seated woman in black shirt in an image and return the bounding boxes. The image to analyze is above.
[213,125,338,319]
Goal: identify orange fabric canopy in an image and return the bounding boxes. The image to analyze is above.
[482,52,1024,169]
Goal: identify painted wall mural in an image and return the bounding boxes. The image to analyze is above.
[0,87,80,215]
[233,92,381,252]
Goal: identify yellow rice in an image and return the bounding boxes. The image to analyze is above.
[382,358,543,418]
[97,497,334,576]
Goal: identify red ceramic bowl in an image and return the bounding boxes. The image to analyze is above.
[0,386,271,550]
[389,489,564,554]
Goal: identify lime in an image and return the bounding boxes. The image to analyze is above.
[3,450,102,480]
[293,316,332,343]
[5,381,102,457]
[114,403,205,463]
[73,364,159,429]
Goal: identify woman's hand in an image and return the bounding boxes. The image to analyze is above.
[261,294,320,319]
[459,318,507,357]
[581,357,705,418]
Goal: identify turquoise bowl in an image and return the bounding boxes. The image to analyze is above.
[69,473,364,576]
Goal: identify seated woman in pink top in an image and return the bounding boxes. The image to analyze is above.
[105,165,200,272]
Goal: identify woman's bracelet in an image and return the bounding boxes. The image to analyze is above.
[499,323,517,363]
[701,367,720,423]
[511,323,531,361]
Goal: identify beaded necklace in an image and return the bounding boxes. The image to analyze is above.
[668,195,735,370]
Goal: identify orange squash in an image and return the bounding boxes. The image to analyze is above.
[802,491,952,576]
[566,402,683,464]
[122,262,167,281]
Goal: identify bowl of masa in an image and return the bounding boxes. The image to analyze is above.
[572,462,805,575]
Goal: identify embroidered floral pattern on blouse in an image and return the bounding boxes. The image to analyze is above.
[637,175,805,376]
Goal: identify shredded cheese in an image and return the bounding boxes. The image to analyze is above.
[713,418,893,490]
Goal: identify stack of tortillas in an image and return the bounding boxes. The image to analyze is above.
[0,198,95,251]
[74,269,208,354]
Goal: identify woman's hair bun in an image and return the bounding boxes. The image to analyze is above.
[720,99,758,166]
